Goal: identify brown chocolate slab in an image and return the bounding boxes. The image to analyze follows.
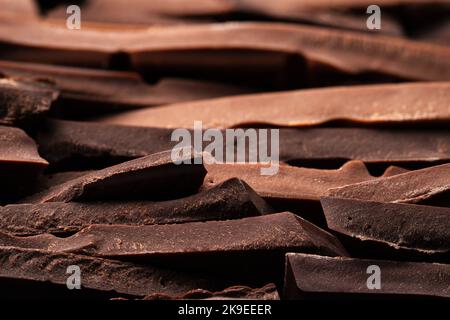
[98,82,450,128]
[1,19,450,81]
[322,197,450,259]
[327,163,450,205]
[0,77,58,126]
[22,149,206,203]
[0,212,349,259]
[0,60,250,115]
[284,253,450,299]
[0,246,226,299]
[2,178,273,236]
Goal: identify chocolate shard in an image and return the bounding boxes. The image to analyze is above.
[0,60,250,116]
[1,178,273,236]
[327,163,450,205]
[321,197,450,260]
[98,82,450,128]
[0,77,58,126]
[0,246,227,299]
[1,20,450,82]
[0,212,349,259]
[0,126,48,201]
[142,284,280,300]
[382,166,409,177]
[21,149,206,203]
[284,253,450,299]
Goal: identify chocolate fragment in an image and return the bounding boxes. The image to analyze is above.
[0,77,58,126]
[0,126,48,201]
[327,163,450,205]
[22,149,206,203]
[2,178,273,236]
[99,82,450,128]
[0,246,226,299]
[322,197,450,260]
[284,253,450,299]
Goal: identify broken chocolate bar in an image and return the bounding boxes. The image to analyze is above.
[284,253,450,299]
[0,77,58,126]
[0,126,48,202]
[327,163,450,205]
[98,82,450,128]
[2,178,273,236]
[321,197,450,260]
[22,149,206,203]
[0,246,227,299]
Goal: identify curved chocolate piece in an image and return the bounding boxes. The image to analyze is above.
[0,246,226,299]
[98,82,450,128]
[284,253,450,299]
[0,212,349,259]
[0,60,250,115]
[2,178,273,236]
[327,163,450,205]
[0,78,58,126]
[321,197,450,259]
[1,19,449,81]
[22,149,206,203]
[0,126,48,201]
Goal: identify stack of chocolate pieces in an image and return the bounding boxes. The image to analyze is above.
[0,0,448,300]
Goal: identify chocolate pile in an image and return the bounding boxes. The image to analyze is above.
[0,0,449,300]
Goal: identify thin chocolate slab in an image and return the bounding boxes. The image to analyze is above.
[0,246,226,299]
[327,163,450,205]
[2,178,273,236]
[0,212,349,259]
[1,19,450,82]
[322,197,450,259]
[0,126,48,201]
[0,77,58,126]
[98,82,450,128]
[22,149,206,203]
[284,253,450,299]
[0,60,250,116]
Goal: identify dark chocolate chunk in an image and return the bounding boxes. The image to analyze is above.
[22,149,206,203]
[322,197,450,260]
[2,178,273,236]
[284,253,450,299]
[0,246,226,299]
[327,163,450,205]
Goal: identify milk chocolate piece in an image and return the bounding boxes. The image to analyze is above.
[99,82,450,128]
[22,150,206,203]
[2,178,273,236]
[1,19,449,82]
[0,246,225,299]
[0,60,249,116]
[143,284,279,300]
[0,212,349,259]
[322,197,450,260]
[328,163,450,205]
[0,77,58,126]
[0,126,48,201]
[284,253,450,299]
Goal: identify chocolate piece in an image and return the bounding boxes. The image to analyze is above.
[0,126,48,201]
[3,0,38,17]
[382,166,409,177]
[0,60,250,116]
[143,284,279,300]
[2,178,273,236]
[0,77,58,126]
[0,212,349,259]
[0,246,226,299]
[284,253,450,299]
[328,163,450,205]
[98,82,450,128]
[1,19,449,82]
[321,197,450,260]
[35,171,94,192]
[22,149,206,203]
[417,21,450,46]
